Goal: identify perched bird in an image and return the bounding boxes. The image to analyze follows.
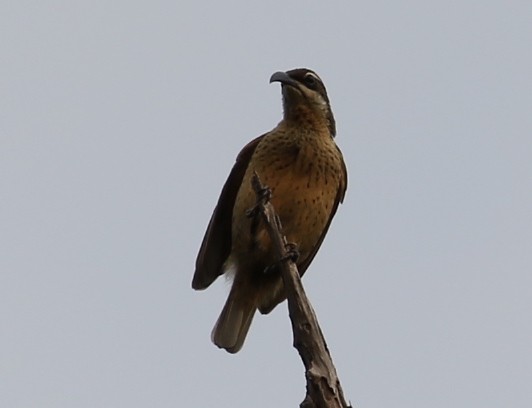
[192,68,347,353]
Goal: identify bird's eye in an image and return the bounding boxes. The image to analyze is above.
[304,74,318,89]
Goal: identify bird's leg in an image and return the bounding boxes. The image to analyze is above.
[246,186,272,218]
[246,174,272,249]
[263,242,299,275]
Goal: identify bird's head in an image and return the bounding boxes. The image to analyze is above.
[270,68,336,137]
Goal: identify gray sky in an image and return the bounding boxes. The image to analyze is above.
[1,1,531,407]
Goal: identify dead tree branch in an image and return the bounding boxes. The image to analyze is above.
[250,172,351,408]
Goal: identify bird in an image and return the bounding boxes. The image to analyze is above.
[192,68,347,353]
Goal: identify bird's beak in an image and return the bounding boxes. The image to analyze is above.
[269,71,299,88]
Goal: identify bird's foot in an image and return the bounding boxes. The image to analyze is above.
[282,242,299,263]
[257,185,272,205]
[262,242,299,275]
[246,186,272,219]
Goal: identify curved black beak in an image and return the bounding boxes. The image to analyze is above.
[269,71,299,88]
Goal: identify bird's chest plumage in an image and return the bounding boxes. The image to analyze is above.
[231,126,342,265]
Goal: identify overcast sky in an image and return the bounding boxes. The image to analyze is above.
[1,1,531,407]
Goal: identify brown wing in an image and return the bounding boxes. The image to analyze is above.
[297,145,348,276]
[192,135,264,290]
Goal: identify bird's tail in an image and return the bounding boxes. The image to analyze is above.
[211,284,257,354]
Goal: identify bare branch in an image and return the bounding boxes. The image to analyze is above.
[250,172,351,408]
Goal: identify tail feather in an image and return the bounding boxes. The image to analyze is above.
[211,288,256,353]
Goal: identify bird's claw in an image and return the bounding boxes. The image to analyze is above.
[282,242,299,263]
[246,186,272,218]
[262,242,299,275]
[257,186,272,205]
